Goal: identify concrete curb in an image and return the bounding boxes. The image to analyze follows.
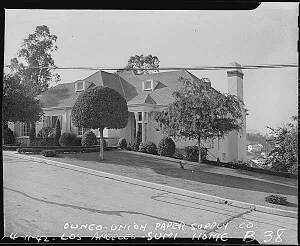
[4,151,298,219]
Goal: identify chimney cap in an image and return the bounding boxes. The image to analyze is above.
[227,62,243,75]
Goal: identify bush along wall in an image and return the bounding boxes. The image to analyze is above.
[139,142,158,155]
[81,131,97,146]
[158,137,176,157]
[59,132,77,146]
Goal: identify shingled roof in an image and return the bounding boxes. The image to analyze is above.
[37,69,213,108]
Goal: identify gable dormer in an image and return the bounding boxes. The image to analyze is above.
[143,79,154,91]
[75,80,85,92]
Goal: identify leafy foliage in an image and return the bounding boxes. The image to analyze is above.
[31,137,55,146]
[37,127,55,139]
[265,195,288,205]
[73,137,82,146]
[41,150,57,157]
[71,86,128,160]
[54,119,61,146]
[3,74,43,124]
[9,25,60,97]
[81,131,97,146]
[3,125,15,145]
[29,123,36,143]
[119,54,160,74]
[118,138,127,149]
[266,116,298,174]
[154,77,244,163]
[59,132,77,146]
[71,86,128,130]
[139,142,158,155]
[157,137,176,157]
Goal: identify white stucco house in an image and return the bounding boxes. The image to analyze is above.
[10,62,247,163]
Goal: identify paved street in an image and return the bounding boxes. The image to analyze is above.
[3,153,298,244]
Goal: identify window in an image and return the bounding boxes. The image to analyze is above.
[138,112,142,122]
[20,122,30,137]
[76,81,84,92]
[77,127,90,136]
[222,153,226,161]
[143,80,153,91]
[43,116,62,128]
[43,116,51,127]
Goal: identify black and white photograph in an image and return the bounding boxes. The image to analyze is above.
[2,3,298,244]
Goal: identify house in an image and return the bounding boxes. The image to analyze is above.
[10,62,246,163]
[247,144,263,153]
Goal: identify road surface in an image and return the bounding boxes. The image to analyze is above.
[3,153,298,244]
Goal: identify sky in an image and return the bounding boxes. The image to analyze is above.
[4,3,298,134]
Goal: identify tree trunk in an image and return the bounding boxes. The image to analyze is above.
[217,137,220,162]
[2,121,7,146]
[198,135,202,164]
[99,127,104,161]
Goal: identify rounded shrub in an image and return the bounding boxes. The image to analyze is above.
[265,195,288,205]
[73,137,82,146]
[139,142,157,155]
[81,131,97,146]
[158,137,176,157]
[59,132,77,146]
[118,138,127,149]
[41,150,57,157]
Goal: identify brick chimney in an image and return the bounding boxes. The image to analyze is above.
[227,62,244,101]
[226,62,246,163]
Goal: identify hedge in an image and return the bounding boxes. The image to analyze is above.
[16,145,113,154]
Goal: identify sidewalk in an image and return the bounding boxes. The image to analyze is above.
[4,150,298,213]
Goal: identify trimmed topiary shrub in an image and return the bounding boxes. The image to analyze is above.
[41,150,57,157]
[54,119,61,146]
[59,132,77,146]
[73,137,82,146]
[118,138,127,149]
[265,195,288,205]
[158,137,176,157]
[71,86,129,160]
[139,142,157,155]
[81,131,97,146]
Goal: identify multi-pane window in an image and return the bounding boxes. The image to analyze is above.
[76,81,84,91]
[43,116,62,128]
[143,80,153,91]
[77,128,90,136]
[20,122,30,137]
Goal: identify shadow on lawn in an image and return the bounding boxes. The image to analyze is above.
[61,151,298,197]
